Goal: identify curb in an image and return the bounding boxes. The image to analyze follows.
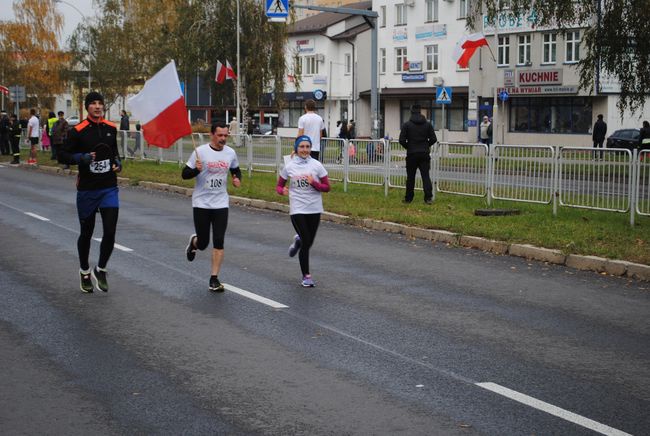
[16,163,650,282]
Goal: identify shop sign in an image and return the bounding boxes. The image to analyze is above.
[296,38,314,53]
[393,27,408,42]
[497,85,578,95]
[415,24,447,40]
[504,70,515,86]
[518,69,562,85]
[402,73,426,82]
[408,61,423,72]
[313,75,327,84]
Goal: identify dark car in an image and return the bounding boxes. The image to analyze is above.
[253,123,274,135]
[606,128,640,151]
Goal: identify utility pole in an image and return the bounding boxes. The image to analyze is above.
[292,4,380,139]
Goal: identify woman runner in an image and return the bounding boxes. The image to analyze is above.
[276,135,330,287]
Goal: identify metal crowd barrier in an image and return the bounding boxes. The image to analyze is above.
[637,150,650,217]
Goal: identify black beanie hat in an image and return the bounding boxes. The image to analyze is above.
[85,91,104,109]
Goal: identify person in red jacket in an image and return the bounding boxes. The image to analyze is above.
[58,92,122,293]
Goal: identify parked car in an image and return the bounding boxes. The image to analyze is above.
[606,128,640,151]
[253,123,274,135]
[66,115,80,127]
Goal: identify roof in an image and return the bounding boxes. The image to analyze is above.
[289,1,372,36]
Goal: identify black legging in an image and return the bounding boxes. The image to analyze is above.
[78,207,119,271]
[290,213,321,276]
[193,207,228,250]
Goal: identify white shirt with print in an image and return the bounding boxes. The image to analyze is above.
[280,156,328,215]
[297,112,325,152]
[186,143,239,209]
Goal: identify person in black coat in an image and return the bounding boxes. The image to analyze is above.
[592,114,607,160]
[399,104,437,204]
[639,120,650,160]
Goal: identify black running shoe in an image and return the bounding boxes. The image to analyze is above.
[91,266,109,292]
[80,269,93,293]
[209,275,224,292]
[186,234,197,262]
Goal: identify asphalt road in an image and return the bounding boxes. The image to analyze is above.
[0,164,648,435]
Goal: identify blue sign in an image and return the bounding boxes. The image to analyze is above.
[467,119,477,127]
[313,89,327,101]
[402,73,426,82]
[266,0,288,20]
[499,90,509,102]
[436,87,452,104]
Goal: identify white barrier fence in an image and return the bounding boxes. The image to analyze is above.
[24,130,649,225]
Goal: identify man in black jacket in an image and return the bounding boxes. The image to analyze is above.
[592,114,607,160]
[399,104,437,204]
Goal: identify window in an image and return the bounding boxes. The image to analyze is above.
[543,33,557,64]
[395,3,407,26]
[395,47,408,72]
[565,31,580,63]
[344,53,351,75]
[303,55,318,75]
[459,0,469,19]
[517,34,531,65]
[425,45,439,71]
[498,36,510,66]
[509,97,592,134]
[380,5,386,28]
[380,48,386,74]
[426,0,438,22]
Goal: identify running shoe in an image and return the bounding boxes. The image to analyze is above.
[301,275,315,287]
[186,234,196,262]
[91,266,109,292]
[79,269,93,293]
[209,275,225,292]
[288,234,301,257]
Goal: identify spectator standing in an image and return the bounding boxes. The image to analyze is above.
[297,99,326,161]
[479,115,491,147]
[0,110,10,156]
[50,111,69,166]
[229,117,239,135]
[182,122,242,292]
[119,110,130,131]
[58,92,122,293]
[639,120,650,161]
[27,108,40,165]
[399,104,437,204]
[46,111,57,159]
[592,114,607,160]
[9,114,21,164]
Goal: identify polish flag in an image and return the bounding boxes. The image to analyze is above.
[216,60,237,84]
[0,85,9,96]
[225,60,237,81]
[453,33,489,68]
[127,60,192,148]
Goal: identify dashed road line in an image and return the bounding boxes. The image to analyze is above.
[24,212,50,221]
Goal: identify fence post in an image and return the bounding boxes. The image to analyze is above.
[383,139,389,197]
[275,135,282,177]
[431,142,438,202]
[343,139,349,193]
[486,144,493,206]
[630,148,638,227]
[247,134,253,178]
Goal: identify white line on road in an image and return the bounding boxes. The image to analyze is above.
[24,212,50,221]
[92,237,133,252]
[224,283,289,309]
[476,382,632,436]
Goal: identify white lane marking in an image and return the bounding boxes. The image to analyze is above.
[476,382,632,436]
[92,237,133,252]
[224,283,289,309]
[25,212,50,221]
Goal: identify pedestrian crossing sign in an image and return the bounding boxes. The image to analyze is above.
[266,0,289,21]
[436,87,452,104]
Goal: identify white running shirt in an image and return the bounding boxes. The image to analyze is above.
[297,112,325,152]
[28,115,40,138]
[186,143,239,209]
[280,156,328,215]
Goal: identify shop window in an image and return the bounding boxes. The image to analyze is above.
[509,97,592,134]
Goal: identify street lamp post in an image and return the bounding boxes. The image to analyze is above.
[54,0,91,92]
[236,0,241,134]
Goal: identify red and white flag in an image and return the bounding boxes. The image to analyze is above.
[215,60,237,84]
[453,33,489,68]
[0,85,9,96]
[127,60,192,148]
[225,60,237,81]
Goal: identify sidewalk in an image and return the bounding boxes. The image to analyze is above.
[23,163,650,282]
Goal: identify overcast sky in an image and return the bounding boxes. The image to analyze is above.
[0,0,95,46]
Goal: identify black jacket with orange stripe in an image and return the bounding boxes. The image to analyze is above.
[59,117,119,191]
